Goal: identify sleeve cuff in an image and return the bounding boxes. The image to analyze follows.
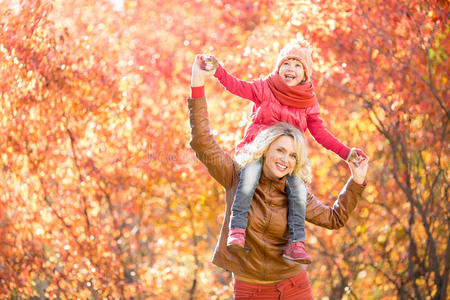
[344,148,352,161]
[191,86,204,98]
[350,178,367,189]
[213,64,223,78]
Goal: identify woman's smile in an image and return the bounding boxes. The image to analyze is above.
[275,162,287,170]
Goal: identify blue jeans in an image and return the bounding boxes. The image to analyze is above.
[229,160,307,242]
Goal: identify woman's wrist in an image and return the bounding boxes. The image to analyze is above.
[191,76,204,88]
[191,62,205,87]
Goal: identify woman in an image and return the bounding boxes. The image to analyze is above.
[189,57,369,299]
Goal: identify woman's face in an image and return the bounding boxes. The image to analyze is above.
[262,135,297,180]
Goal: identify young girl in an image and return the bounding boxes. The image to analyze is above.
[199,38,366,264]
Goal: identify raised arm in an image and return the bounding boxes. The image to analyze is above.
[305,158,369,229]
[189,55,236,189]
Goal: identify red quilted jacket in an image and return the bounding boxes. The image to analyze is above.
[214,65,351,160]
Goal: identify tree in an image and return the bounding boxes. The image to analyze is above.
[0,0,447,298]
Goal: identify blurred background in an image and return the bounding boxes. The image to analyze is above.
[0,0,448,299]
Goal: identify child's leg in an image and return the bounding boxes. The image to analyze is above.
[229,160,262,230]
[285,175,307,242]
[283,175,311,263]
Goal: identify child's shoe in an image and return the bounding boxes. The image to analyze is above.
[283,241,312,264]
[227,228,246,248]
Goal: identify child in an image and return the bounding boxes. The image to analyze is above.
[199,38,366,264]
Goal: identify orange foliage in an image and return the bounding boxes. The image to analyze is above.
[0,0,447,298]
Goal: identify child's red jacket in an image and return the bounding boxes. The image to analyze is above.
[214,65,351,160]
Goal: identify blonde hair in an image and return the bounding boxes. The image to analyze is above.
[236,122,312,184]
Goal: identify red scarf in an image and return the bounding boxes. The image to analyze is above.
[266,73,317,109]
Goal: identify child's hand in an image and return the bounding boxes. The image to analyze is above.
[346,148,368,167]
[199,54,219,72]
[191,55,216,87]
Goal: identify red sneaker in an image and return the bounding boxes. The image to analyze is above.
[283,241,312,264]
[227,228,246,248]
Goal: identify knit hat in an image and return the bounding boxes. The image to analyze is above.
[275,38,313,81]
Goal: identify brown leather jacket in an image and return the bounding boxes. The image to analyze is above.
[188,97,365,282]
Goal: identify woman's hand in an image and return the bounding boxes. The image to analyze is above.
[348,157,369,185]
[191,55,216,87]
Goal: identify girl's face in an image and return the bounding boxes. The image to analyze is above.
[278,59,305,86]
[262,135,297,180]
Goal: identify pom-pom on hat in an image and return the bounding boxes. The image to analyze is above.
[275,37,313,81]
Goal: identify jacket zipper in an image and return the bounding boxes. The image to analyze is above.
[263,180,273,280]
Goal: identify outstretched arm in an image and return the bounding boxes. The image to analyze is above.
[306,110,351,160]
[306,158,369,229]
[202,55,263,105]
[189,56,236,189]
[307,110,367,162]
